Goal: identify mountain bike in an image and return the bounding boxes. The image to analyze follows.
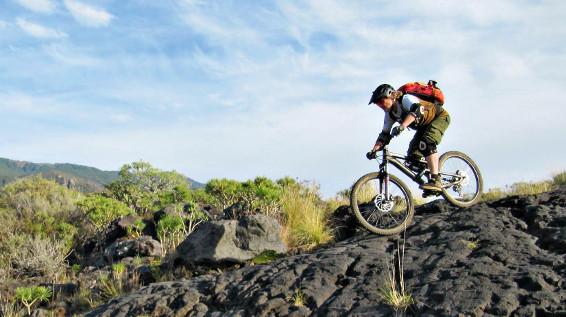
[350,145,483,235]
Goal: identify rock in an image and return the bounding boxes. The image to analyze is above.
[327,205,359,241]
[104,236,161,261]
[176,214,287,265]
[86,188,566,316]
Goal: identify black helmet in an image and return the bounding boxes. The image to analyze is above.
[368,84,395,105]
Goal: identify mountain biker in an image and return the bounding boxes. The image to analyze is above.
[366,83,451,192]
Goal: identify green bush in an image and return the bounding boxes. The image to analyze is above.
[205,178,242,210]
[0,176,81,238]
[77,194,133,230]
[157,215,185,255]
[205,177,288,217]
[15,286,52,315]
[106,161,189,215]
[126,219,146,238]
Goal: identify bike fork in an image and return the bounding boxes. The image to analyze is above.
[381,149,389,197]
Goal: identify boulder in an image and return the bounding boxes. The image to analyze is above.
[104,236,161,261]
[176,214,286,265]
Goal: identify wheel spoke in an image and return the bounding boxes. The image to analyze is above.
[351,174,413,234]
[439,153,482,206]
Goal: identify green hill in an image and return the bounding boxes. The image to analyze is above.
[0,158,203,192]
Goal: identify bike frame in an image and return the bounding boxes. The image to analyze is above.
[377,146,428,197]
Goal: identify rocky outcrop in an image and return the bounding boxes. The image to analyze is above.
[175,214,287,265]
[104,236,161,261]
[86,187,566,317]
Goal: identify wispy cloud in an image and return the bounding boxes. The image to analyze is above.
[43,43,101,66]
[16,18,67,39]
[63,0,113,27]
[15,0,55,14]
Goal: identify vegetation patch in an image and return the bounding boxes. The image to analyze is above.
[252,250,285,265]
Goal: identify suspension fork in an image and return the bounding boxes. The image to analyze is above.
[380,148,389,197]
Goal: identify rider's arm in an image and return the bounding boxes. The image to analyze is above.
[373,114,394,151]
[400,113,417,128]
[400,94,421,127]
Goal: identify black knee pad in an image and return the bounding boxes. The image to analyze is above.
[418,139,437,156]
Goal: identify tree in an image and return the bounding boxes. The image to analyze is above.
[106,161,189,215]
[15,286,52,315]
[204,179,242,210]
[77,194,133,230]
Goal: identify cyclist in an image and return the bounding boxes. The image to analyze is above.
[366,83,450,192]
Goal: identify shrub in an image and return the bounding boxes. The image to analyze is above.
[2,234,69,281]
[0,176,80,220]
[183,202,208,235]
[0,176,81,239]
[281,182,332,249]
[15,286,52,315]
[126,219,146,238]
[106,161,189,215]
[157,215,185,255]
[205,178,243,210]
[77,194,133,230]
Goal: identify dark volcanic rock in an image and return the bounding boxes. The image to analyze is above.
[86,188,566,317]
[176,214,287,265]
[104,236,161,261]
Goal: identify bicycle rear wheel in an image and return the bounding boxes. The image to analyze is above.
[439,151,483,207]
[350,172,414,235]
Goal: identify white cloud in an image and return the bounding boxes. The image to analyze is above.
[16,18,67,39]
[63,0,113,27]
[15,0,55,14]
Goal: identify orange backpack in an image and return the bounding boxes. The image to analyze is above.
[398,80,445,105]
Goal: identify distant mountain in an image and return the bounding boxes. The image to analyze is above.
[0,158,204,193]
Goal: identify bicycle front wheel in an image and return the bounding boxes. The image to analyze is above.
[350,172,414,235]
[439,151,483,208]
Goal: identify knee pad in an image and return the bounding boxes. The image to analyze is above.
[418,139,437,156]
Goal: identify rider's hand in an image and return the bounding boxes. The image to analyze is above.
[366,150,377,160]
[391,125,405,137]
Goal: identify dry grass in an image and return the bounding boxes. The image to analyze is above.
[380,233,413,314]
[281,184,333,250]
[553,171,566,186]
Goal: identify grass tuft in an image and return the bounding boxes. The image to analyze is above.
[380,232,413,314]
[280,184,333,250]
[289,289,307,307]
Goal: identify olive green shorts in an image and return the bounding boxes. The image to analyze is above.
[407,111,451,159]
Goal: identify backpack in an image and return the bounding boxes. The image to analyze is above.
[398,80,445,105]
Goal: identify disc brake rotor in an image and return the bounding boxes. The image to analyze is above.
[373,193,394,213]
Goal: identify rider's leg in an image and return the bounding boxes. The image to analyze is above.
[406,131,425,167]
[425,152,439,174]
[419,113,450,191]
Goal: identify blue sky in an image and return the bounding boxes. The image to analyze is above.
[1,0,565,197]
